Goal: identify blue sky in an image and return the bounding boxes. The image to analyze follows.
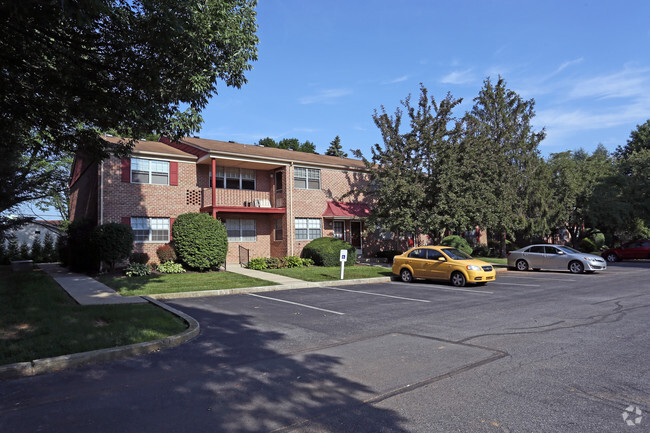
[199,0,650,158]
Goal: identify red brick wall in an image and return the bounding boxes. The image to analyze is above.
[69,156,99,224]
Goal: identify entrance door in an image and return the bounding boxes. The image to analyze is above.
[351,221,362,250]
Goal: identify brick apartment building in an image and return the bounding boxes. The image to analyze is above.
[70,136,398,264]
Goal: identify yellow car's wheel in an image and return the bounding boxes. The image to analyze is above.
[400,268,413,283]
[450,271,466,287]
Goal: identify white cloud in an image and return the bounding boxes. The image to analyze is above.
[298,88,352,104]
[553,57,584,75]
[382,75,409,85]
[440,69,476,85]
[569,66,650,100]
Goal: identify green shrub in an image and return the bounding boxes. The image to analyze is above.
[125,262,151,277]
[302,258,314,267]
[6,239,19,262]
[42,232,57,262]
[156,244,176,263]
[441,235,473,256]
[246,258,268,270]
[472,244,490,257]
[30,238,43,262]
[285,256,303,268]
[156,261,186,274]
[172,213,228,271]
[129,252,149,264]
[579,238,597,253]
[91,223,135,270]
[301,237,356,267]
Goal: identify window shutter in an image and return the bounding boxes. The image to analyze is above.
[121,158,131,182]
[121,217,131,226]
[169,217,175,240]
[169,161,178,186]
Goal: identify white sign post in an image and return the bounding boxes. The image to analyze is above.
[339,249,347,280]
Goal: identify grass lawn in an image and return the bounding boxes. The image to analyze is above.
[473,256,508,265]
[99,271,277,296]
[0,266,187,366]
[263,265,393,282]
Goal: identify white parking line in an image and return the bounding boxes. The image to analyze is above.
[321,286,431,303]
[247,293,345,315]
[393,282,493,294]
[501,275,576,282]
[495,282,541,287]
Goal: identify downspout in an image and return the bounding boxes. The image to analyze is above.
[289,162,294,257]
[100,161,104,225]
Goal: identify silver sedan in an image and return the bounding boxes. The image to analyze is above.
[507,244,607,273]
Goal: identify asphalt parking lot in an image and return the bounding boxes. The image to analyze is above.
[1,262,648,432]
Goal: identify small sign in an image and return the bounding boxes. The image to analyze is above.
[340,249,348,262]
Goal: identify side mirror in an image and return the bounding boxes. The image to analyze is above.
[437,257,446,262]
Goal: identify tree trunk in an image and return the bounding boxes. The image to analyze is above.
[500,232,508,258]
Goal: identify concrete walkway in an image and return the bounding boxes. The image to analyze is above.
[226,263,305,284]
[39,263,147,305]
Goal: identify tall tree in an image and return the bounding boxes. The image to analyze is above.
[0,0,259,222]
[325,136,348,158]
[255,137,318,153]
[353,85,464,242]
[463,77,546,256]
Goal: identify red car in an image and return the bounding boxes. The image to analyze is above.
[602,240,650,262]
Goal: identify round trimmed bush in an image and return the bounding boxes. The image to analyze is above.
[91,222,135,270]
[172,213,228,271]
[301,237,356,267]
[441,235,473,256]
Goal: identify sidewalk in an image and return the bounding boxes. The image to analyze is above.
[226,263,305,284]
[39,263,147,305]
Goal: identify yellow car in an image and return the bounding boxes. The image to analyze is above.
[391,246,496,287]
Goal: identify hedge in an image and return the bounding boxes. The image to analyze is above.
[301,237,356,267]
[172,213,228,271]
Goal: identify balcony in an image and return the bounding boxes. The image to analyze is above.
[199,188,286,216]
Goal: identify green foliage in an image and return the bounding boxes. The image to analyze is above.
[6,240,19,262]
[0,0,258,215]
[172,213,228,271]
[302,258,315,267]
[42,232,57,262]
[19,242,30,260]
[129,252,150,265]
[325,136,348,158]
[246,256,309,270]
[30,237,43,262]
[0,241,6,265]
[156,262,186,274]
[246,258,268,270]
[91,223,135,270]
[441,235,473,255]
[256,137,318,154]
[125,263,151,277]
[301,237,356,267]
[579,238,596,253]
[156,244,177,263]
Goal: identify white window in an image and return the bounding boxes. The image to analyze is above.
[210,167,256,190]
[275,218,283,241]
[131,158,169,185]
[131,217,170,242]
[226,219,256,242]
[294,167,320,189]
[295,218,322,240]
[333,221,344,239]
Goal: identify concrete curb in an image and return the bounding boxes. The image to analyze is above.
[0,297,200,381]
[148,276,393,300]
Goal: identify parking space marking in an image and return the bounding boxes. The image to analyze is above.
[501,275,576,282]
[321,286,431,303]
[246,293,345,315]
[494,282,541,287]
[392,282,493,294]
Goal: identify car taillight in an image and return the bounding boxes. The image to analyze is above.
[507,252,511,256]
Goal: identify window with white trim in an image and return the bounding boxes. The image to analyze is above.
[226,219,256,242]
[295,218,322,240]
[274,218,283,241]
[210,167,256,190]
[131,158,169,185]
[131,217,170,242]
[333,221,344,239]
[294,167,320,189]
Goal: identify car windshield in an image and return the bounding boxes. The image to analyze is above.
[441,248,472,260]
[557,246,580,254]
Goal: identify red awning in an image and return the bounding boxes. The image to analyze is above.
[322,201,370,219]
